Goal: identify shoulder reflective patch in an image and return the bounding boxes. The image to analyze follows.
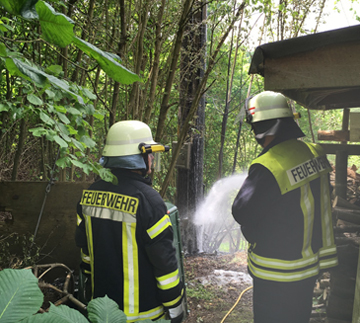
[286,155,331,186]
[80,190,139,215]
[147,215,172,239]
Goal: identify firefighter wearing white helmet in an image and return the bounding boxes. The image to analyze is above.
[232,91,337,323]
[76,120,184,323]
[101,120,169,174]
[245,91,304,147]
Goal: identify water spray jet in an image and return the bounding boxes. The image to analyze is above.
[194,173,248,253]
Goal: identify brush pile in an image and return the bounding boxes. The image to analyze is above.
[323,166,360,323]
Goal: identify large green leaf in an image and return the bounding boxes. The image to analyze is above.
[73,37,141,85]
[0,0,37,17]
[87,295,127,323]
[27,93,43,106]
[0,43,7,57]
[5,58,46,84]
[53,135,68,148]
[9,58,84,104]
[21,303,88,323]
[36,1,74,48]
[0,268,43,323]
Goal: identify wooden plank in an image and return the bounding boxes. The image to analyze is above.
[319,143,360,155]
[333,196,360,210]
[264,41,360,91]
[333,206,360,225]
[318,130,349,141]
[350,112,360,142]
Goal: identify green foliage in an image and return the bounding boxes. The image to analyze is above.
[0,232,40,270]
[0,0,140,84]
[0,268,171,323]
[0,0,141,182]
[185,281,217,302]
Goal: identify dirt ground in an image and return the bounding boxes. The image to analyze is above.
[183,251,254,323]
[182,251,327,323]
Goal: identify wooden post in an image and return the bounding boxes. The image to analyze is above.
[335,108,349,199]
[353,246,360,323]
[335,150,348,198]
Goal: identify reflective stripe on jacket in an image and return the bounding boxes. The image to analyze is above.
[246,139,337,282]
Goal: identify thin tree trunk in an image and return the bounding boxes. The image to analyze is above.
[11,118,27,181]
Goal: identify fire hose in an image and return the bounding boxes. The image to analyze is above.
[220,285,253,323]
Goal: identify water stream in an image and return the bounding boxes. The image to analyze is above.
[194,173,248,253]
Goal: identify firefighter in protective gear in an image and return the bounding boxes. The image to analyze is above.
[232,91,338,323]
[76,120,184,322]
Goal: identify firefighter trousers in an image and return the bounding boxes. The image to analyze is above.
[252,276,317,323]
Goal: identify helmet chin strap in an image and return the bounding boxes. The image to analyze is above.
[142,154,149,176]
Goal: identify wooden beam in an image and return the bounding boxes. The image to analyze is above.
[319,143,360,155]
[333,206,360,225]
[317,130,349,141]
[264,41,360,91]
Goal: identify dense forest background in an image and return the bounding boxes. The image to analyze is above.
[1,0,359,205]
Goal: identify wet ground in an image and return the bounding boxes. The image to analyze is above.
[183,251,254,323]
[182,251,327,323]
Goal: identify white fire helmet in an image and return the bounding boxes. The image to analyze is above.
[102,120,157,157]
[246,91,294,124]
[101,120,169,170]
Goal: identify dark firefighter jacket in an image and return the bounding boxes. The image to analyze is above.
[76,169,184,322]
[232,138,338,282]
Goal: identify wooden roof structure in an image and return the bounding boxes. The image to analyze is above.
[249,24,360,110]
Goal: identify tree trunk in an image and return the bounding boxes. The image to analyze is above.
[176,0,207,255]
[11,118,27,181]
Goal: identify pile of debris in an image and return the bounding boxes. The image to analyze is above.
[325,166,360,323]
